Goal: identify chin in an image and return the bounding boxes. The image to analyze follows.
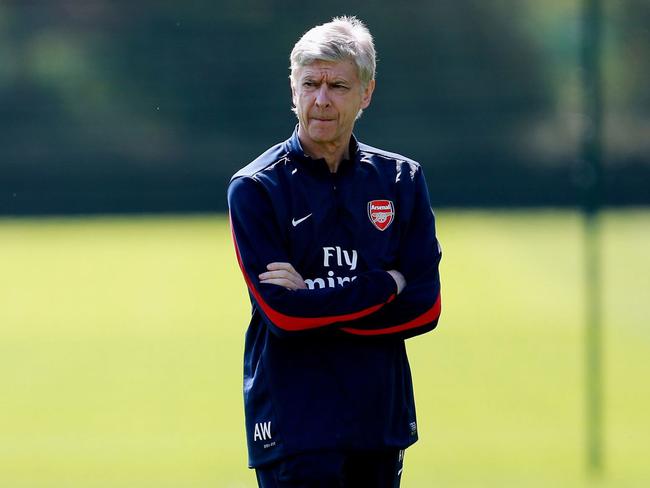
[308,127,336,143]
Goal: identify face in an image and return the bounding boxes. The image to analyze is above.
[292,59,375,150]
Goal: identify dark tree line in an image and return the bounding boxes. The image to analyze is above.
[0,0,648,214]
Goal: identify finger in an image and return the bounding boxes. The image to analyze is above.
[259,270,294,280]
[260,270,305,289]
[262,265,304,283]
[260,278,300,290]
[266,262,295,272]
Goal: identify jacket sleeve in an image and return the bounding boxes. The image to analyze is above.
[228,175,398,338]
[339,167,442,339]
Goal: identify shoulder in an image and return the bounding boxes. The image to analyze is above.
[230,141,291,182]
[357,142,422,181]
[228,141,294,203]
[358,142,420,166]
[228,141,294,211]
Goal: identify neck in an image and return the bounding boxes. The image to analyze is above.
[298,127,351,173]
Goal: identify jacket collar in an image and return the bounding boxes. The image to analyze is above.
[285,125,359,176]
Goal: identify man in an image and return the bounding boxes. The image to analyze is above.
[228,16,442,487]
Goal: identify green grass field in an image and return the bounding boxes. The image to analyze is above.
[1,210,648,487]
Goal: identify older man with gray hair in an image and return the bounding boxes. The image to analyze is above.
[228,16,442,487]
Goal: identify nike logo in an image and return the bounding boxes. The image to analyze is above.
[292,214,312,227]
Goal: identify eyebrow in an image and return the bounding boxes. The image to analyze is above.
[301,74,350,84]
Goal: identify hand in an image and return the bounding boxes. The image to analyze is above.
[259,262,308,290]
[387,270,406,295]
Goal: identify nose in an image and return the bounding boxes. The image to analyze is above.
[315,84,331,108]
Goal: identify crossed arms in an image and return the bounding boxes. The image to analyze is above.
[258,262,406,295]
[227,170,441,339]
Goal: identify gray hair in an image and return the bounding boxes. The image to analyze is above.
[289,16,377,91]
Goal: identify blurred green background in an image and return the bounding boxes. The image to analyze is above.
[1,1,649,486]
[1,213,649,487]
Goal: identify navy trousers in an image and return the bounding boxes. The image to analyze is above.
[255,449,404,488]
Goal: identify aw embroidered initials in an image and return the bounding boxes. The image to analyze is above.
[254,421,272,441]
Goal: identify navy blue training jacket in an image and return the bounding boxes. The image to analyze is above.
[227,128,442,468]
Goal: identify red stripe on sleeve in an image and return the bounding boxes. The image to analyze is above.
[340,293,441,336]
[229,214,395,332]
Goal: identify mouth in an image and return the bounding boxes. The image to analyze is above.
[310,113,336,121]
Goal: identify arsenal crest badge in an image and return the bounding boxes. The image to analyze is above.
[368,200,394,231]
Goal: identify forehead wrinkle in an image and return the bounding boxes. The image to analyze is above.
[299,72,355,88]
[298,60,358,82]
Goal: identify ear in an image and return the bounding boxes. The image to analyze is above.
[290,80,297,107]
[360,79,375,110]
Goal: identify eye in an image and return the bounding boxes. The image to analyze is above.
[303,81,316,88]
